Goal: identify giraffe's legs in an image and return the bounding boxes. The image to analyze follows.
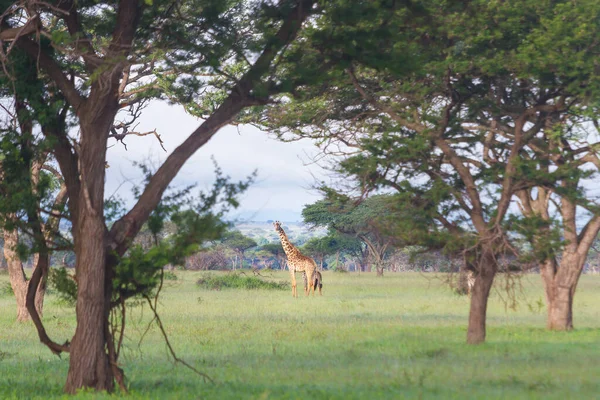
[290,271,297,298]
[302,271,308,293]
[313,271,322,295]
[306,269,315,296]
[316,277,322,295]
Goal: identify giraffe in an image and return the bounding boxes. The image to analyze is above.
[273,221,317,297]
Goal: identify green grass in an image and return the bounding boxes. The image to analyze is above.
[0,271,599,399]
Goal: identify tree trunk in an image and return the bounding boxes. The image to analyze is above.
[541,253,584,331]
[64,116,114,393]
[466,251,497,344]
[5,226,29,321]
[4,226,45,321]
[32,253,47,316]
[65,212,113,393]
[548,285,575,330]
[376,265,384,276]
[11,279,30,321]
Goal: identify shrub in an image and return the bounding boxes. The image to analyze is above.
[0,282,13,297]
[196,272,288,291]
[48,267,77,305]
[163,271,178,281]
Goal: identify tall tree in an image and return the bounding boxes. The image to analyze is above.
[249,0,600,343]
[0,0,316,392]
[302,195,415,276]
[221,230,258,269]
[302,235,338,270]
[513,122,600,330]
[260,242,286,269]
[2,159,67,322]
[0,45,71,323]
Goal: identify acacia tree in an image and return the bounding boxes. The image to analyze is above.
[0,47,71,322]
[249,1,600,343]
[0,0,317,392]
[221,230,257,269]
[302,235,338,270]
[513,121,600,330]
[302,195,415,276]
[1,156,67,322]
[260,242,286,269]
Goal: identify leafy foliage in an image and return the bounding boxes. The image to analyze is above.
[48,267,77,306]
[196,272,288,290]
[0,281,13,297]
[220,231,258,254]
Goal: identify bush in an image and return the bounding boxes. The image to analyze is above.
[0,282,13,297]
[48,267,77,305]
[196,272,288,291]
[163,271,178,281]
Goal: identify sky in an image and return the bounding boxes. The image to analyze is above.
[104,101,329,222]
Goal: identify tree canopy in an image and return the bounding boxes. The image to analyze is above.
[252,0,600,343]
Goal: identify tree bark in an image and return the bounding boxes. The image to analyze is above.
[31,253,47,317]
[5,227,29,321]
[466,251,497,344]
[541,253,584,331]
[64,115,114,393]
[64,210,113,393]
[4,225,46,321]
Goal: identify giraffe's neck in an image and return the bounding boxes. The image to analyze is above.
[277,230,300,258]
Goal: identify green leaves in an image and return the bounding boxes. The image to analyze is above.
[107,159,253,304]
[220,230,257,253]
[251,0,600,267]
[49,267,78,305]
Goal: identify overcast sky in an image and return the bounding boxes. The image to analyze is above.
[105,102,328,221]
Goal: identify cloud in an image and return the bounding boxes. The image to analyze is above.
[105,102,327,216]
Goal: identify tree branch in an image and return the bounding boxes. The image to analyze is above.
[17,37,85,112]
[346,66,425,133]
[26,244,70,356]
[109,0,316,254]
[56,0,102,68]
[577,215,600,257]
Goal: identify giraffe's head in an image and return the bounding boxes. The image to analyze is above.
[273,220,283,232]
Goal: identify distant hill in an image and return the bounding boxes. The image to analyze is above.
[231,220,327,245]
[228,208,303,223]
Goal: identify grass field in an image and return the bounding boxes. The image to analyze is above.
[1,271,599,399]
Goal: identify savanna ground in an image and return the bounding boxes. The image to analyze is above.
[0,270,599,399]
